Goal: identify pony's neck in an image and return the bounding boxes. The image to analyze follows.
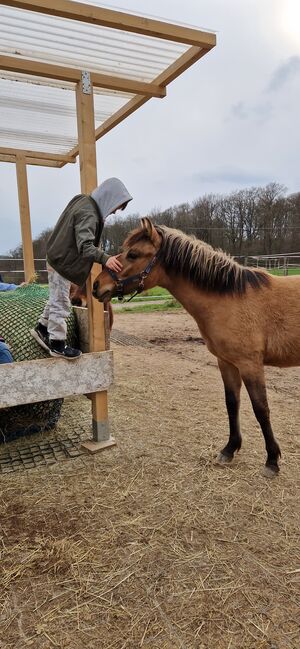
[159,272,212,324]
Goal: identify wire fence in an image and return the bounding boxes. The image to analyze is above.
[1,252,300,284]
[235,252,300,275]
[0,259,47,284]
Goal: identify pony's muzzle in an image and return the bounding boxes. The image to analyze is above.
[92,279,112,303]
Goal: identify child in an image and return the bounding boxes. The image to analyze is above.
[31,177,132,360]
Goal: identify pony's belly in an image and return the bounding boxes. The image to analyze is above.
[264,351,300,368]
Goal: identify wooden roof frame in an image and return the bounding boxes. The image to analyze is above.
[1,0,216,47]
[0,0,216,165]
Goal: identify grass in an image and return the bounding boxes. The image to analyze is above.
[268,267,300,276]
[143,287,171,297]
[118,299,181,313]
[111,286,171,304]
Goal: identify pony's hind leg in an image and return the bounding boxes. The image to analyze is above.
[241,365,281,476]
[216,359,242,465]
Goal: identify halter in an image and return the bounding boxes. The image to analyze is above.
[106,250,160,302]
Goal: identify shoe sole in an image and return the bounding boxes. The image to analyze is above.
[30,328,50,352]
[49,350,82,360]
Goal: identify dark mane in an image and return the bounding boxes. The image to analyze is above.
[125,226,270,294]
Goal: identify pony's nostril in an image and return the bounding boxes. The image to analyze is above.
[93,280,99,292]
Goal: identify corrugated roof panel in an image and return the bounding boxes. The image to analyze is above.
[0,74,134,154]
[0,3,215,157]
[0,6,189,82]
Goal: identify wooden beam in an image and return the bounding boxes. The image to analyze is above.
[0,55,166,98]
[0,145,76,163]
[154,45,210,87]
[15,153,35,282]
[75,95,150,150]
[0,153,63,167]
[76,72,111,445]
[0,351,113,408]
[1,0,217,48]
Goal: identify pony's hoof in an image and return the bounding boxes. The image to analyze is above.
[215,452,233,466]
[262,465,279,479]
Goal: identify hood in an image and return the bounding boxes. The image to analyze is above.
[91,178,133,220]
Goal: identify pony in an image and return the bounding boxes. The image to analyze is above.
[92,218,300,476]
[70,283,114,330]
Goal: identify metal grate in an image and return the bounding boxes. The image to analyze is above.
[111,329,153,348]
[0,435,84,474]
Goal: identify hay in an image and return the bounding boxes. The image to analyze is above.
[0,311,299,648]
[0,284,78,442]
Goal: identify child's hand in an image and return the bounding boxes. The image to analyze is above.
[105,256,123,273]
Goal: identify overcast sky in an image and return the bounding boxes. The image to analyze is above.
[1,0,300,254]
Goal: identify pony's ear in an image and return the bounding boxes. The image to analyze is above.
[140,217,160,245]
[140,217,153,236]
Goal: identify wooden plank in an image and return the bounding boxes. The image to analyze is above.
[0,351,113,408]
[74,305,110,353]
[2,0,217,47]
[76,73,110,443]
[81,437,116,453]
[0,154,65,167]
[0,145,76,163]
[15,154,35,282]
[0,55,166,98]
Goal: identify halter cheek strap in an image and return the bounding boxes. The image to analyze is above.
[106,251,160,302]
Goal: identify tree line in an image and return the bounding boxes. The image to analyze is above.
[2,182,300,282]
[103,182,300,258]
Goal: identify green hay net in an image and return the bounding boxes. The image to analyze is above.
[0,284,78,443]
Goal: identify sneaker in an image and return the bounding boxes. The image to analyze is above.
[49,340,82,360]
[30,323,50,351]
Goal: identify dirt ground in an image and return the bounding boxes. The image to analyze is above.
[0,308,299,649]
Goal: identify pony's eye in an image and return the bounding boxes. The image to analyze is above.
[127,250,139,260]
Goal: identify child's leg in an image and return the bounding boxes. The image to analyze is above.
[33,268,81,359]
[46,268,71,341]
[38,265,53,329]
[39,299,50,329]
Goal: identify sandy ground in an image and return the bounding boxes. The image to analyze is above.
[0,308,299,649]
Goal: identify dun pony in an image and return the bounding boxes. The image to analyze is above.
[93,218,300,476]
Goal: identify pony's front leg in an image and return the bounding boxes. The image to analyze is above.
[216,359,242,465]
[240,364,281,477]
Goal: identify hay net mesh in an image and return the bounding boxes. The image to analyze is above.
[0,284,78,443]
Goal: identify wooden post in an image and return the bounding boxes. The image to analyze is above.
[76,71,115,450]
[15,153,35,282]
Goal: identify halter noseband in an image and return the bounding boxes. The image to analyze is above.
[106,250,160,302]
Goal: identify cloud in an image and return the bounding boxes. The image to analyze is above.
[230,56,300,125]
[231,101,249,120]
[267,56,300,92]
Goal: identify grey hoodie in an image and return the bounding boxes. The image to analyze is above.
[47,178,132,286]
[91,177,132,219]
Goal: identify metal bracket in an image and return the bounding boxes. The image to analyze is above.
[81,71,92,95]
